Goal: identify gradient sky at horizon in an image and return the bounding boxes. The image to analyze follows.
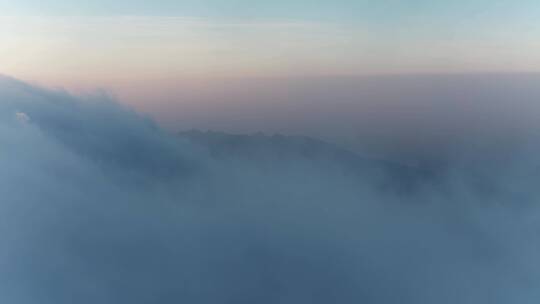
[2,0,540,81]
[2,0,540,147]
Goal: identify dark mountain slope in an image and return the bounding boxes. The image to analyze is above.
[178,130,442,196]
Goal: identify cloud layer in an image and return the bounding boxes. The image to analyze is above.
[1,75,540,303]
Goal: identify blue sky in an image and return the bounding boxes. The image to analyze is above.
[2,0,537,22]
[3,1,540,51]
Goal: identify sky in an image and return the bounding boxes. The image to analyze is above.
[2,1,540,80]
[1,0,540,146]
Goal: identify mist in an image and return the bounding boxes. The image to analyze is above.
[119,73,540,164]
[2,75,540,303]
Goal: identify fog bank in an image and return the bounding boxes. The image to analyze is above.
[1,75,540,303]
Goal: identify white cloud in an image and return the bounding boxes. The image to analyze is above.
[15,111,30,124]
[1,76,540,303]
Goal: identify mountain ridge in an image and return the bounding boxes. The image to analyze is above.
[178,129,442,195]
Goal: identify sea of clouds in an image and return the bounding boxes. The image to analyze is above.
[1,75,540,303]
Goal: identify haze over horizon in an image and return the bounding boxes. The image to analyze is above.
[3,1,540,162]
[3,1,540,75]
